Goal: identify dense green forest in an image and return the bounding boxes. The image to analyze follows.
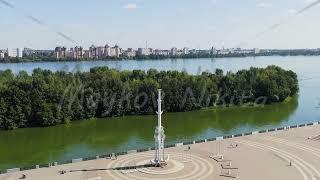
[0,66,298,130]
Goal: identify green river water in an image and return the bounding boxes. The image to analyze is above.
[1,56,320,170]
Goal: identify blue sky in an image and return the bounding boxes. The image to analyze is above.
[1,0,320,49]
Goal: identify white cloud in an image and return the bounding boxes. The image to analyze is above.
[123,3,138,10]
[257,2,273,8]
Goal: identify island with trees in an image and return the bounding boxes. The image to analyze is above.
[0,65,298,130]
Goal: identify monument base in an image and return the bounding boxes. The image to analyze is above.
[150,160,167,168]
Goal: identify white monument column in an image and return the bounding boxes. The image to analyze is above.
[152,89,166,166]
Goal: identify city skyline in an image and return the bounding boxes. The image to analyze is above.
[1,0,320,49]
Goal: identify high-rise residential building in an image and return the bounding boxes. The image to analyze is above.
[54,47,67,59]
[114,45,120,57]
[123,48,136,57]
[254,48,260,54]
[137,48,150,56]
[148,48,154,54]
[96,46,105,58]
[104,44,111,57]
[170,47,178,56]
[154,49,170,56]
[182,47,189,55]
[109,47,116,57]
[210,46,217,55]
[75,46,84,59]
[0,49,6,59]
[66,48,73,58]
[68,46,83,59]
[89,45,97,58]
[8,48,23,58]
[0,52,5,59]
[83,50,91,59]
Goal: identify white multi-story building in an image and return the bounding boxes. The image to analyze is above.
[182,47,189,55]
[170,47,178,56]
[0,49,6,59]
[55,47,67,59]
[67,46,83,59]
[124,48,136,57]
[8,48,23,58]
[114,45,121,57]
[154,49,170,56]
[211,47,217,55]
[148,48,154,54]
[65,49,73,58]
[138,48,150,56]
[104,44,111,57]
[109,47,116,57]
[83,50,91,59]
[238,49,254,54]
[96,46,105,57]
[254,48,260,54]
[0,52,5,59]
[89,45,97,58]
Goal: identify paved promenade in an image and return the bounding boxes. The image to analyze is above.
[1,125,320,180]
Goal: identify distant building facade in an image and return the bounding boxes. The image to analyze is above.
[51,44,265,60]
[182,47,189,55]
[68,46,83,59]
[211,47,217,55]
[0,52,5,59]
[123,48,136,57]
[137,48,150,56]
[8,48,23,58]
[23,48,54,57]
[55,47,67,59]
[154,49,170,56]
[0,49,6,59]
[170,47,178,56]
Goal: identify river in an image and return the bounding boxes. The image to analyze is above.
[0,56,320,170]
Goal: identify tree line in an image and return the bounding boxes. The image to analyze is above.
[0,65,298,130]
[1,49,320,63]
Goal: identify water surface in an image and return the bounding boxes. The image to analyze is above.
[1,56,320,170]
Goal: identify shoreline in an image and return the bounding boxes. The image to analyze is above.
[1,54,320,64]
[0,96,297,132]
[1,119,318,175]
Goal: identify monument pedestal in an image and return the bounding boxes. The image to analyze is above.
[150,160,167,167]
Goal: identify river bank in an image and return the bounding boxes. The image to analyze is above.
[0,96,299,171]
[1,121,319,179]
[1,56,319,172]
[1,52,320,64]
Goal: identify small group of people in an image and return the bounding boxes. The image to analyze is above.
[229,142,239,148]
[59,170,67,175]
